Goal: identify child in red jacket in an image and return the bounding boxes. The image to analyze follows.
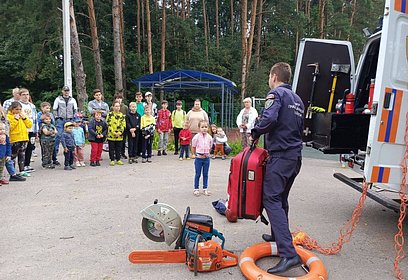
[179,121,192,160]
[156,100,172,156]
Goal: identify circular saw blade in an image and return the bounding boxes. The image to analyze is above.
[141,218,165,242]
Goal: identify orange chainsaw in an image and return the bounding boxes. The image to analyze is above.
[128,201,238,275]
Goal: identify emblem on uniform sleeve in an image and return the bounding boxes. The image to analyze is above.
[265,94,275,109]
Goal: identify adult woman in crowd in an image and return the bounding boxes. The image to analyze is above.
[236,97,258,148]
[186,99,209,135]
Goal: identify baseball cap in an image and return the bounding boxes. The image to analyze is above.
[73,117,82,123]
[145,91,152,97]
[62,86,70,91]
[64,122,74,128]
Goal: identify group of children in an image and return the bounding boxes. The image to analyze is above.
[1,90,230,197]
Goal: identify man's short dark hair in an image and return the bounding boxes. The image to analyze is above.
[161,100,168,104]
[270,62,292,83]
[93,89,101,94]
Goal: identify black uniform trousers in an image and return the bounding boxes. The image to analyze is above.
[263,155,302,258]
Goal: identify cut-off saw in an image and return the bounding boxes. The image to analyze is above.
[128,200,238,276]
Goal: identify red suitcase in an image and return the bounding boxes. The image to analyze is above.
[225,146,268,222]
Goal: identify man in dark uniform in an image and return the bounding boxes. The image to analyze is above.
[251,62,304,274]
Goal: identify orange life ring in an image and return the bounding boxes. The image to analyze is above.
[239,242,327,280]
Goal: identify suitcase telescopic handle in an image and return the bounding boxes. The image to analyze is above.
[250,139,258,151]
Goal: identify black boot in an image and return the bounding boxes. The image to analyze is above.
[157,150,162,156]
[267,255,301,274]
[262,234,275,242]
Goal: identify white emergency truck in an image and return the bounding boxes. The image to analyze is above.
[292,0,407,211]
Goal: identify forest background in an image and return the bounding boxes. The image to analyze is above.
[0,0,384,113]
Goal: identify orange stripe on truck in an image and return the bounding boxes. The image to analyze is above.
[395,0,402,12]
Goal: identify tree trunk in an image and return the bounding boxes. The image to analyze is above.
[171,0,174,15]
[295,0,299,57]
[215,0,219,48]
[119,0,127,96]
[246,0,258,80]
[112,0,123,94]
[142,0,145,52]
[338,1,346,38]
[348,0,357,40]
[69,0,87,111]
[202,0,209,62]
[241,0,248,99]
[181,0,185,19]
[146,0,154,73]
[187,0,191,18]
[255,0,263,69]
[137,0,141,54]
[161,0,166,71]
[230,0,234,35]
[87,0,104,94]
[319,0,326,39]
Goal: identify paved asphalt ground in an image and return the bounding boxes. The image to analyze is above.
[0,146,407,280]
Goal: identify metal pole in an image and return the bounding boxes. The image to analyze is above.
[221,83,225,128]
[232,90,234,129]
[62,0,72,95]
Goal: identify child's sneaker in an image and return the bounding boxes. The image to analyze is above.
[90,161,96,167]
[193,189,200,196]
[157,150,162,156]
[24,166,35,172]
[211,156,216,159]
[96,161,101,166]
[162,151,167,155]
[0,178,9,184]
[110,161,115,166]
[76,161,81,167]
[20,171,31,177]
[80,161,86,167]
[128,158,133,164]
[222,156,226,160]
[64,166,72,171]
[179,157,183,161]
[70,165,76,169]
[186,157,191,160]
[203,189,211,196]
[142,158,147,163]
[147,158,152,163]
[133,158,138,163]
[116,160,124,165]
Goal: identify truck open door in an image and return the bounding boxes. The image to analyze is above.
[292,39,355,142]
[364,0,408,192]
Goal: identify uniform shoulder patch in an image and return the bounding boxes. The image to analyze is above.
[265,98,274,109]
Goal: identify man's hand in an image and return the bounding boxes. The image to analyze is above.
[191,154,196,159]
[249,135,259,146]
[14,114,20,120]
[5,156,11,161]
[64,147,68,153]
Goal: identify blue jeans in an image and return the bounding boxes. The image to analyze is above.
[179,144,190,159]
[54,118,71,161]
[194,157,210,189]
[5,159,17,176]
